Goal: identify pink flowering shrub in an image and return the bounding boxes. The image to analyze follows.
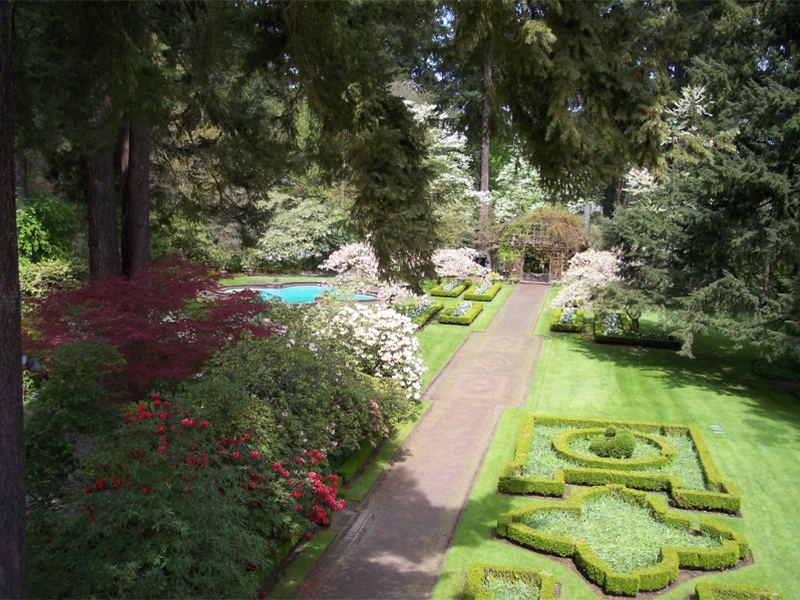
[28,396,344,599]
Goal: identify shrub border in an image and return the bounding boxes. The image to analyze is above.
[498,414,741,514]
[438,301,483,325]
[550,307,585,333]
[462,562,558,600]
[464,281,503,302]
[430,279,472,298]
[496,484,749,596]
[593,311,681,349]
[695,582,786,600]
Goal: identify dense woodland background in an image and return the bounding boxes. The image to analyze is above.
[1,1,799,597]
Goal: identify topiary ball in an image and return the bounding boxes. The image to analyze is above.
[604,426,617,437]
[590,429,637,459]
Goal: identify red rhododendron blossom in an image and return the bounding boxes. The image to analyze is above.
[250,451,260,459]
[232,452,240,459]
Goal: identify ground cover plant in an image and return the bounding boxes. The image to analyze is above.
[497,485,748,595]
[462,563,557,600]
[499,414,740,513]
[433,307,800,600]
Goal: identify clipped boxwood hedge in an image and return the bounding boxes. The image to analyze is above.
[438,301,483,325]
[407,300,444,328]
[696,582,786,600]
[593,311,681,349]
[461,562,557,600]
[430,278,471,298]
[550,307,585,333]
[497,414,741,514]
[496,485,749,596]
[464,281,503,302]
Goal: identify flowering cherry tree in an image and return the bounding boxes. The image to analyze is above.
[309,303,425,400]
[551,250,621,308]
[433,247,489,278]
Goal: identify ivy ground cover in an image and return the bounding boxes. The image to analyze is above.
[432,309,800,599]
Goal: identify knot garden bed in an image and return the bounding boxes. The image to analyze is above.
[498,415,741,514]
[496,484,749,596]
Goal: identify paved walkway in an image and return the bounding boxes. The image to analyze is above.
[297,284,550,599]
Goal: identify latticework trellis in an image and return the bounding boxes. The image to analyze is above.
[505,223,577,281]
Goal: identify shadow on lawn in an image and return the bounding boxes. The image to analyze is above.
[563,334,800,446]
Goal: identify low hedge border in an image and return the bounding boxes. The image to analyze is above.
[438,301,483,325]
[408,300,444,328]
[594,311,681,349]
[496,484,749,596]
[696,582,786,600]
[430,279,471,298]
[462,562,557,600]
[550,307,585,333]
[497,414,741,514]
[551,427,676,471]
[464,281,503,302]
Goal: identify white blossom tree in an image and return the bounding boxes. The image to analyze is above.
[551,250,621,308]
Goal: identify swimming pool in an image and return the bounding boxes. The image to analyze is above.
[224,284,375,303]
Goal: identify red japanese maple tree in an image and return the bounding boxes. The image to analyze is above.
[25,258,270,396]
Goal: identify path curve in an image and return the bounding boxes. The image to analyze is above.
[297,284,550,599]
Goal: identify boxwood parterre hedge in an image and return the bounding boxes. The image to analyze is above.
[438,301,483,325]
[461,562,557,600]
[464,281,503,302]
[550,307,585,333]
[496,485,749,596]
[498,414,741,514]
[593,311,681,349]
[695,582,786,600]
[430,278,471,298]
[406,299,444,328]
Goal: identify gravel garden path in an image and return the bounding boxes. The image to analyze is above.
[297,284,550,599]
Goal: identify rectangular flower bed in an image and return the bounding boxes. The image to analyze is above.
[462,562,558,600]
[498,414,741,514]
[464,281,503,302]
[430,278,471,298]
[438,300,483,325]
[401,298,444,328]
[550,307,584,333]
[593,311,681,349]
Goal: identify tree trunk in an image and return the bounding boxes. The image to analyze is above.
[14,152,26,201]
[86,153,120,278]
[0,2,29,596]
[478,46,494,262]
[121,113,151,277]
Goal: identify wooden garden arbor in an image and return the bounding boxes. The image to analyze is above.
[498,212,585,281]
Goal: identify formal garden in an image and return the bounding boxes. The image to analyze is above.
[1,1,799,599]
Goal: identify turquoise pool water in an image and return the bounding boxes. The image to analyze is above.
[225,285,375,303]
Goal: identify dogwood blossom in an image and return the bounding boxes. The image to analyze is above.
[551,250,621,308]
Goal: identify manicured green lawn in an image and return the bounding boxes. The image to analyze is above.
[434,302,800,599]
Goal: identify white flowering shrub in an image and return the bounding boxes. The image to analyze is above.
[452,301,473,317]
[433,248,489,278]
[493,155,547,222]
[551,250,621,308]
[308,303,425,400]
